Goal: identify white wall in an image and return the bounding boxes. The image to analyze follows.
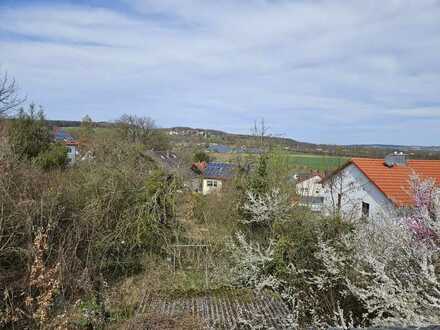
[66,145,77,164]
[202,178,223,195]
[322,164,395,220]
[296,175,325,212]
[296,176,324,197]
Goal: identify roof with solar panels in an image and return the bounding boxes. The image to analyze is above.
[53,128,79,146]
[203,162,235,180]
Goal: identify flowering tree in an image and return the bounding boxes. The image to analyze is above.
[404,175,440,245]
[228,232,275,287]
[229,177,440,328]
[239,189,291,226]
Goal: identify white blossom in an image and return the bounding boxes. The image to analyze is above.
[240,189,291,225]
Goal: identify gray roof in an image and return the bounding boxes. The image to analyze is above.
[54,129,74,142]
[204,162,234,179]
[207,144,233,153]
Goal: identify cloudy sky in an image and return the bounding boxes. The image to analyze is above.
[1,0,439,145]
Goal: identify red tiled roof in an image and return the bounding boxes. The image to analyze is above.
[64,140,79,146]
[351,158,440,206]
[191,161,208,173]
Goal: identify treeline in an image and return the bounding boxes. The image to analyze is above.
[46,120,113,128]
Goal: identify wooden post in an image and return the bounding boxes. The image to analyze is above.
[173,246,176,276]
[205,245,209,289]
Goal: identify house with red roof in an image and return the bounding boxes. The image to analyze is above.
[321,153,440,219]
[53,128,79,164]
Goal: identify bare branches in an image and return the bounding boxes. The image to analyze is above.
[0,72,25,117]
[251,118,270,148]
[116,114,156,144]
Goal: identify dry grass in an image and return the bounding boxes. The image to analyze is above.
[115,312,205,330]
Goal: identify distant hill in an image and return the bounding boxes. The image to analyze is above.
[349,144,440,152]
[47,121,440,159]
[164,126,440,159]
[47,120,112,128]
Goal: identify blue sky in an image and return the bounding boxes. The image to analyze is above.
[1,0,439,145]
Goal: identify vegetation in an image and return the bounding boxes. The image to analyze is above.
[34,142,68,170]
[284,153,348,172]
[193,151,210,163]
[228,176,440,327]
[208,151,347,172]
[0,71,24,116]
[116,114,170,151]
[0,115,180,328]
[1,103,439,328]
[8,105,52,160]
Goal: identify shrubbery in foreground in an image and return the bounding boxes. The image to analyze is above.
[0,136,179,328]
[229,176,440,328]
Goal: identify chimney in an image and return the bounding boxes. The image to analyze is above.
[384,151,407,167]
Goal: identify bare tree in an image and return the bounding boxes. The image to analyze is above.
[116,114,156,144]
[251,118,270,148]
[0,72,25,117]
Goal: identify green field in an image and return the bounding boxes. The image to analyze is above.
[284,153,348,172]
[210,152,348,172]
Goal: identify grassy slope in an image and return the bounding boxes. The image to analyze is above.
[284,153,348,171]
[210,152,348,172]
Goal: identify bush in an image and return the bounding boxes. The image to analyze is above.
[193,151,210,163]
[0,139,180,328]
[116,114,170,151]
[228,177,440,328]
[8,104,52,160]
[34,143,68,170]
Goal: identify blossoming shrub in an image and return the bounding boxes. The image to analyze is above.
[229,176,440,328]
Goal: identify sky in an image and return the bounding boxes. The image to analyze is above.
[0,0,439,145]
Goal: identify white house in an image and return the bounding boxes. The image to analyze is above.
[321,153,440,220]
[53,128,79,164]
[201,162,234,195]
[64,142,79,164]
[295,174,325,212]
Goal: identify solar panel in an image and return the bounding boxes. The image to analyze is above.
[54,130,74,142]
[204,162,234,179]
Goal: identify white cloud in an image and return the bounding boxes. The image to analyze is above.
[0,0,439,145]
[387,107,440,118]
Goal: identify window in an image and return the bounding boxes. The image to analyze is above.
[207,180,218,187]
[67,147,72,153]
[362,202,370,218]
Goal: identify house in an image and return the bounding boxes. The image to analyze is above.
[191,161,208,174]
[321,153,440,219]
[201,162,234,195]
[295,173,325,212]
[207,144,233,153]
[53,129,78,164]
